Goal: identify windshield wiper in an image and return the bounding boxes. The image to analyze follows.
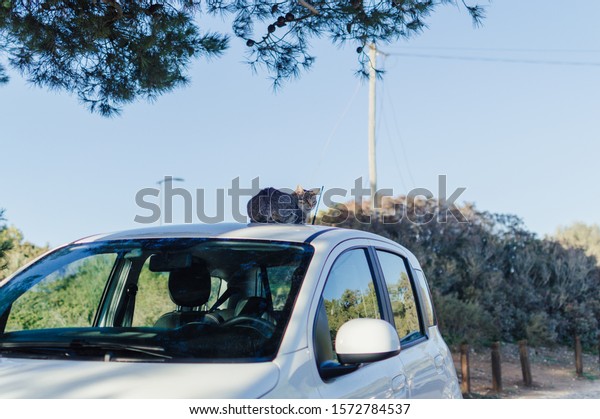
[0,340,172,361]
[68,339,172,360]
[0,343,70,358]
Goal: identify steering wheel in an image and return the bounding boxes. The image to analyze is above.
[222,316,276,338]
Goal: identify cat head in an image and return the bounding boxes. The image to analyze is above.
[293,185,321,213]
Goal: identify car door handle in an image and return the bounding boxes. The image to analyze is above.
[392,374,407,392]
[434,355,445,373]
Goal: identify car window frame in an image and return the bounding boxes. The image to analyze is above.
[1,249,123,332]
[369,246,429,349]
[97,255,135,328]
[413,268,438,328]
[311,244,396,381]
[1,238,316,363]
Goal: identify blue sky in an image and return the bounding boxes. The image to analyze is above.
[1,0,599,247]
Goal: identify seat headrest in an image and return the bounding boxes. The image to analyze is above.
[168,259,211,307]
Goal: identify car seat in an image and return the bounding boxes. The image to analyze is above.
[154,259,219,328]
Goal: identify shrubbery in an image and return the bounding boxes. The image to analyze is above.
[0,210,13,272]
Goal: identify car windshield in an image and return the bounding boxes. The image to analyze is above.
[0,238,313,363]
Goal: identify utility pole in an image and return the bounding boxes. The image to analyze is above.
[368,43,378,218]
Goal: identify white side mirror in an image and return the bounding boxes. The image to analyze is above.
[335,318,401,365]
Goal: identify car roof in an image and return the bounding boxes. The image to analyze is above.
[72,223,420,268]
[75,223,368,244]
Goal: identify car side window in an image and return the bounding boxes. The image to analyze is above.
[4,253,117,332]
[315,248,383,368]
[414,270,436,328]
[376,250,423,344]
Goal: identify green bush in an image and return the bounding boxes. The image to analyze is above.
[433,293,497,346]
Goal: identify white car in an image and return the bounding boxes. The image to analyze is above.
[0,223,461,398]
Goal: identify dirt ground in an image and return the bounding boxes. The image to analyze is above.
[452,343,600,399]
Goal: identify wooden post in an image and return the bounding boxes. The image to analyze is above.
[518,340,533,387]
[575,335,583,377]
[491,341,502,393]
[460,343,471,394]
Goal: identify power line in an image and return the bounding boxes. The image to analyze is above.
[378,55,414,192]
[380,102,409,193]
[389,46,600,54]
[386,51,600,67]
[377,60,409,193]
[310,79,362,184]
[382,83,417,189]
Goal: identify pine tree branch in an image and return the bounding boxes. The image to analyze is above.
[298,0,319,15]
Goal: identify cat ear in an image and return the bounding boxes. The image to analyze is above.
[310,188,321,195]
[295,185,304,194]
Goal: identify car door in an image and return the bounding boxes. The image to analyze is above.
[310,243,407,399]
[371,247,446,398]
[411,268,459,397]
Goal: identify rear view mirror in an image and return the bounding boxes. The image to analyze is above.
[149,253,192,272]
[335,318,401,365]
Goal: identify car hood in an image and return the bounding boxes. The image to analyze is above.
[0,357,280,398]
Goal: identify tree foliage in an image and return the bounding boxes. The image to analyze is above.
[1,0,228,116]
[6,254,114,331]
[318,198,600,349]
[0,209,13,272]
[131,267,174,326]
[324,283,380,343]
[0,224,49,280]
[389,271,420,337]
[554,222,600,266]
[0,0,485,115]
